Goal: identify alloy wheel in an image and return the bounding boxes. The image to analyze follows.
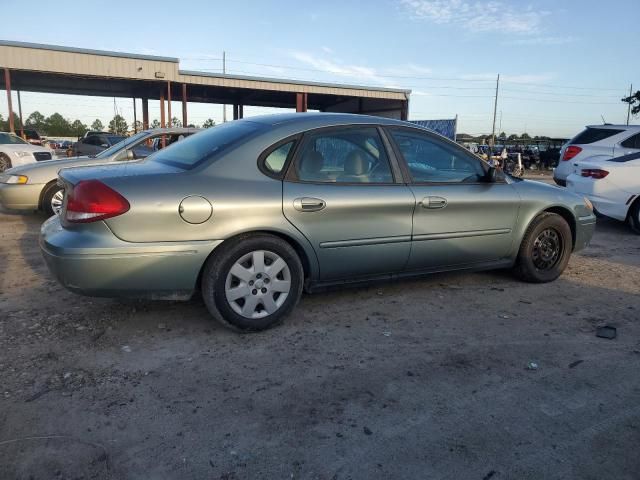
[225,250,291,319]
[51,189,64,215]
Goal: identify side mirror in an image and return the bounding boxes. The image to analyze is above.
[101,143,109,148]
[486,165,497,183]
[126,150,135,160]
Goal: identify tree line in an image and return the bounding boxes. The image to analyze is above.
[0,111,216,136]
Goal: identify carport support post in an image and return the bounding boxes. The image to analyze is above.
[296,92,308,112]
[233,104,239,120]
[167,81,172,127]
[160,90,166,128]
[132,98,137,133]
[17,90,24,137]
[4,68,15,133]
[142,98,149,130]
[181,83,188,127]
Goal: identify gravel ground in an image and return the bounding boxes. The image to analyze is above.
[1,181,640,479]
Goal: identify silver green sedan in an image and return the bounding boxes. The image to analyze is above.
[0,127,198,216]
[40,113,596,331]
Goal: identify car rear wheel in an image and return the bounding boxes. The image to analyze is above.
[514,212,572,283]
[0,153,12,172]
[202,234,304,332]
[42,183,65,217]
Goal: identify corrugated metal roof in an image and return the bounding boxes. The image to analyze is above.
[0,40,179,63]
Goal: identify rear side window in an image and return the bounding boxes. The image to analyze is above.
[150,121,262,170]
[621,133,640,149]
[571,128,624,145]
[263,141,295,175]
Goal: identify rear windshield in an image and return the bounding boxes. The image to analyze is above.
[571,127,624,145]
[149,121,263,170]
[0,132,29,145]
[107,135,126,145]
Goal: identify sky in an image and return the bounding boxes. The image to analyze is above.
[0,0,639,137]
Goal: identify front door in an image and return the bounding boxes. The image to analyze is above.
[386,127,520,270]
[282,126,415,280]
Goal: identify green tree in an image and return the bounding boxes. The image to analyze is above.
[507,134,519,141]
[91,119,104,131]
[0,113,20,132]
[109,115,128,135]
[520,132,531,140]
[45,113,72,136]
[202,118,216,128]
[71,119,88,137]
[170,117,182,128]
[150,119,161,128]
[622,90,640,116]
[499,131,507,139]
[25,111,46,131]
[132,120,143,132]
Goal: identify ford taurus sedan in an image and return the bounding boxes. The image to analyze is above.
[40,113,596,331]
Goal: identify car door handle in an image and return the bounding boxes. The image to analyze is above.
[293,197,326,212]
[421,196,447,209]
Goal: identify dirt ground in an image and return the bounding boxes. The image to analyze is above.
[1,178,640,479]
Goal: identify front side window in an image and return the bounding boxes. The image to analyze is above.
[294,127,393,183]
[389,128,485,183]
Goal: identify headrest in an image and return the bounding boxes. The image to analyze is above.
[344,151,368,175]
[301,151,324,174]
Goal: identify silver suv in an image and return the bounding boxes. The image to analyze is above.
[554,124,640,186]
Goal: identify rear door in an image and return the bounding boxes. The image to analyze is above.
[386,127,520,270]
[282,126,415,280]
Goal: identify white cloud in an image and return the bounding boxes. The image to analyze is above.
[321,46,334,54]
[511,35,576,46]
[400,0,550,34]
[289,51,385,85]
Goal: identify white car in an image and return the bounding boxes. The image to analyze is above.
[566,150,640,233]
[0,132,53,172]
[554,125,640,186]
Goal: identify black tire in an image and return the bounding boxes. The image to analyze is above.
[514,212,572,283]
[0,153,12,172]
[628,200,640,235]
[42,182,64,217]
[201,234,304,332]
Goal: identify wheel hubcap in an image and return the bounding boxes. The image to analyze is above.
[51,190,64,215]
[225,250,291,319]
[532,228,562,270]
[0,158,8,173]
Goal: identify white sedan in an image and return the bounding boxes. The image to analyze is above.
[0,132,53,172]
[566,151,640,233]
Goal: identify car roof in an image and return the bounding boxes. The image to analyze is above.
[239,112,414,128]
[141,127,202,134]
[585,124,640,131]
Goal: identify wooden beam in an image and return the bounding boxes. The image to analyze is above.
[4,68,14,133]
[182,83,188,127]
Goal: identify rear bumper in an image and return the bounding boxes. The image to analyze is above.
[40,216,222,300]
[0,183,43,211]
[566,175,630,221]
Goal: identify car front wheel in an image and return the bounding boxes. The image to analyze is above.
[42,183,65,217]
[0,153,12,172]
[514,212,572,283]
[202,234,304,332]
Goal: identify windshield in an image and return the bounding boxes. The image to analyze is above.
[0,133,29,145]
[149,121,263,169]
[94,131,150,158]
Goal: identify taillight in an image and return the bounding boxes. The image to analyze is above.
[581,169,609,179]
[562,145,582,161]
[65,179,130,223]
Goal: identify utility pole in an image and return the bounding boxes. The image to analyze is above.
[491,74,500,147]
[222,51,227,123]
[627,83,633,126]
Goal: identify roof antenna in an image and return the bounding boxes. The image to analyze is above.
[600,114,607,124]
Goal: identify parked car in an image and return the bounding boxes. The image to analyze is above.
[566,150,640,233]
[0,128,198,215]
[554,125,640,186]
[17,128,43,146]
[40,113,596,332]
[72,132,127,156]
[0,132,53,172]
